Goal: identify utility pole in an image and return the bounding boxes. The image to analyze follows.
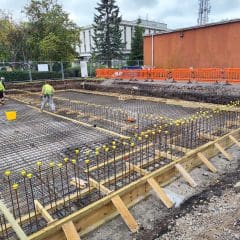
[198,0,211,25]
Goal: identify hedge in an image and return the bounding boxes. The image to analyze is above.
[0,70,62,82]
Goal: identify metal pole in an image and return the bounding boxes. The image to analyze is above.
[151,34,154,67]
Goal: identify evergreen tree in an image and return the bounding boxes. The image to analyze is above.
[128,19,145,66]
[93,0,124,67]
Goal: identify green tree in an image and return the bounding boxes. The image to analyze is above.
[24,0,80,61]
[93,0,124,67]
[128,19,145,66]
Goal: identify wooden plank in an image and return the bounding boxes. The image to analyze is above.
[229,135,240,148]
[214,143,233,161]
[111,195,139,233]
[175,163,197,187]
[62,221,81,240]
[34,200,55,224]
[35,201,81,240]
[89,178,112,195]
[0,200,28,240]
[197,153,217,173]
[127,163,149,176]
[155,150,178,161]
[147,178,174,208]
[168,144,191,153]
[199,133,218,141]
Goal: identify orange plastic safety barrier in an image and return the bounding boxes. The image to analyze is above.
[96,68,240,84]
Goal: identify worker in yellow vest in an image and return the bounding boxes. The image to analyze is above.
[41,80,55,112]
[0,77,6,105]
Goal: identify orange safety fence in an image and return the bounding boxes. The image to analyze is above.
[96,68,240,84]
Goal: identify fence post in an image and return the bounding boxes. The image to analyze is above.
[28,63,32,82]
[61,61,65,80]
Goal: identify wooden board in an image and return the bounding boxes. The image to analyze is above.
[229,135,240,148]
[214,143,233,161]
[147,178,173,208]
[35,200,55,224]
[199,133,218,141]
[62,221,81,240]
[175,163,197,187]
[111,195,139,233]
[89,178,112,195]
[197,153,217,173]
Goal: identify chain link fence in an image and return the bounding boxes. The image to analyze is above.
[0,59,144,81]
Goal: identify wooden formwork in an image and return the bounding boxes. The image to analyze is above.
[26,128,240,240]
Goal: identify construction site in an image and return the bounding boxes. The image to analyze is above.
[0,75,238,240]
[0,1,239,240]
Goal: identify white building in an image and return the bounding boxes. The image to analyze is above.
[79,19,168,60]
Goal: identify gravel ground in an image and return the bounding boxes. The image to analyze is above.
[159,188,240,240]
[85,145,240,240]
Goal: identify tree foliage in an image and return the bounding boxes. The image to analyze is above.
[24,0,80,61]
[93,0,124,66]
[128,19,145,65]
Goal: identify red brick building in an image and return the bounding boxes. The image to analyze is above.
[144,19,240,68]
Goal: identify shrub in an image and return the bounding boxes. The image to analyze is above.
[0,70,62,82]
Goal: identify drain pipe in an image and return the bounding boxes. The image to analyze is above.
[151,33,154,67]
[0,200,28,240]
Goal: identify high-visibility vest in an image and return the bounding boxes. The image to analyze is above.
[0,81,5,91]
[42,84,54,95]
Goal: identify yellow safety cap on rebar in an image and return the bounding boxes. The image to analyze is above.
[36,161,42,167]
[86,150,90,156]
[72,159,77,164]
[12,183,19,190]
[5,170,11,177]
[112,145,116,150]
[105,148,109,152]
[75,149,80,155]
[145,135,149,139]
[95,151,99,156]
[85,159,90,165]
[64,157,69,163]
[58,163,63,168]
[21,170,26,177]
[27,173,33,179]
[49,162,55,168]
[138,137,142,141]
[112,141,116,145]
[130,142,135,147]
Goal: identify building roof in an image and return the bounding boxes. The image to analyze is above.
[144,18,240,37]
[81,19,167,30]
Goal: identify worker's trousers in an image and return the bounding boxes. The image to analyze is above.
[41,95,55,112]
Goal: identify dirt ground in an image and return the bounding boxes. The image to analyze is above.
[85,145,240,240]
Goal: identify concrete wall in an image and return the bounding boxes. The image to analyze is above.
[144,21,240,68]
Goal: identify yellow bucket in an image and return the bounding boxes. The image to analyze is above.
[5,111,17,121]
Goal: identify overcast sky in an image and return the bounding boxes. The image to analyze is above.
[1,0,240,29]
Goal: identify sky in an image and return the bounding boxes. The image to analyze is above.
[1,0,240,29]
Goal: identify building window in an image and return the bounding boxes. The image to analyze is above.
[148,29,151,34]
[124,26,127,49]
